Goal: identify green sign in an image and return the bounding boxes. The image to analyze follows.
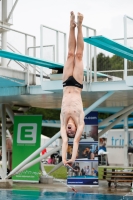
[12,115,42,182]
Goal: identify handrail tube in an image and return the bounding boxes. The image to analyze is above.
[99,108,133,137]
[99,104,133,127]
[0,25,35,38]
[82,24,96,31]
[41,25,66,34]
[113,37,133,41]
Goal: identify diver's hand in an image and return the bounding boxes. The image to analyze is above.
[66,159,74,164]
[63,159,68,165]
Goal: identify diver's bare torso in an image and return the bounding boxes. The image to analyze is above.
[61,86,84,127]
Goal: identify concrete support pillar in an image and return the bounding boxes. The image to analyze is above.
[124,117,129,167]
[1,104,7,178]
[1,0,8,67]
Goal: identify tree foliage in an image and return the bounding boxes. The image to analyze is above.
[92,52,133,71]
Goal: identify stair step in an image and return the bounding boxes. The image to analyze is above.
[12,109,24,114]
[13,104,30,108]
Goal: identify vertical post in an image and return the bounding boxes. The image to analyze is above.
[25,34,29,85]
[124,117,129,167]
[94,30,97,82]
[53,45,55,62]
[56,31,59,62]
[33,36,36,84]
[1,0,8,67]
[40,25,43,84]
[124,15,127,80]
[90,45,92,83]
[64,33,67,64]
[1,104,7,177]
[86,28,89,82]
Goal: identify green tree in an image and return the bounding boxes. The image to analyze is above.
[92,53,111,71]
[110,55,124,70]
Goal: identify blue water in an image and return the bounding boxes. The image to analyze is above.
[0,190,132,200]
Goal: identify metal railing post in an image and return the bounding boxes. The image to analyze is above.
[90,44,92,83]
[33,36,36,84]
[56,31,59,62]
[40,25,43,84]
[64,33,67,63]
[25,34,29,85]
[94,30,97,82]
[124,15,127,80]
[86,28,89,83]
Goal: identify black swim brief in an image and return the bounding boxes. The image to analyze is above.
[63,76,83,89]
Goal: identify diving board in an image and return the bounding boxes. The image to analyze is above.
[0,49,111,79]
[84,35,133,61]
[0,49,63,69]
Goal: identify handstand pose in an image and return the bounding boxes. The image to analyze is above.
[60,11,84,165]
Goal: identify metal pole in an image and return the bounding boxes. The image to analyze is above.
[86,28,89,83]
[124,15,127,80]
[1,0,8,68]
[33,36,36,85]
[16,147,61,175]
[6,0,19,23]
[90,45,92,83]
[47,161,63,175]
[25,34,29,85]
[5,104,14,123]
[42,122,60,128]
[124,117,129,167]
[84,91,114,116]
[53,45,55,62]
[5,131,61,179]
[64,34,67,63]
[40,25,43,84]
[99,104,133,127]
[1,104,7,178]
[56,31,59,62]
[94,30,97,82]
[99,108,133,138]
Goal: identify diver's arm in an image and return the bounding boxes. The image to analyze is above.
[66,123,84,163]
[60,114,68,164]
[66,112,84,163]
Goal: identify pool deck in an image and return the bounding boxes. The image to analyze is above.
[10,180,133,196]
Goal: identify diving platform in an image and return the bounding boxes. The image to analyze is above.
[0,49,63,70]
[84,35,133,61]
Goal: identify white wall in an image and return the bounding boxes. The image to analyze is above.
[105,129,133,165]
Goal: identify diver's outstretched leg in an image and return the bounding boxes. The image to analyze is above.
[63,11,76,82]
[73,12,84,85]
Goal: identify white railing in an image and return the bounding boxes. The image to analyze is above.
[27,44,55,81]
[0,24,36,85]
[40,25,67,84]
[123,15,133,80]
[82,25,97,83]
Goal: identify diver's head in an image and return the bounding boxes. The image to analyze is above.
[66,117,77,138]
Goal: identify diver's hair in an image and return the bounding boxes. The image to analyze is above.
[67,134,75,138]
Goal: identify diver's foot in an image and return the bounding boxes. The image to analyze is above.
[70,11,76,28]
[77,12,83,27]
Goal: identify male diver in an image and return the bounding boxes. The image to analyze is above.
[60,11,84,165]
